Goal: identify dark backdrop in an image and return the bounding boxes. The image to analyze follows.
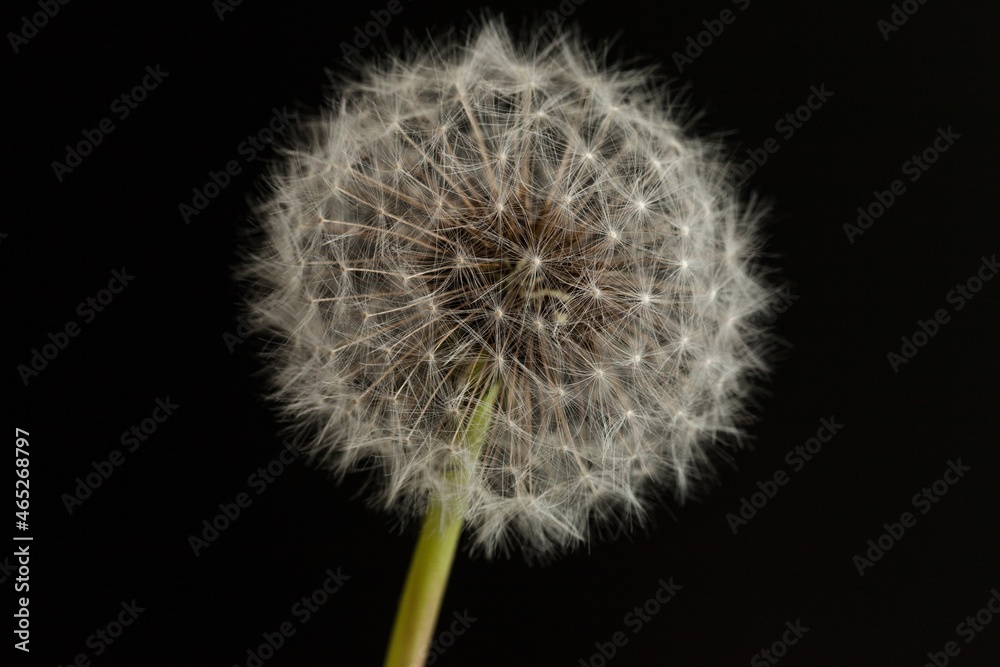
[6,1,999,665]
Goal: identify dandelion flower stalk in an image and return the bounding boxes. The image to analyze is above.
[385,372,498,667]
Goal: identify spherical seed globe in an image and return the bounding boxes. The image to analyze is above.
[240,20,775,558]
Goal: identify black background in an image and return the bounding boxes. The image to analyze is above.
[5,0,1000,665]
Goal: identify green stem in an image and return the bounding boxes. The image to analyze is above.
[383,380,499,667]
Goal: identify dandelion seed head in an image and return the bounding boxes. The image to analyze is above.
[238,18,776,559]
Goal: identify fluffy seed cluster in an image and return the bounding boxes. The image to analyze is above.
[240,21,775,558]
